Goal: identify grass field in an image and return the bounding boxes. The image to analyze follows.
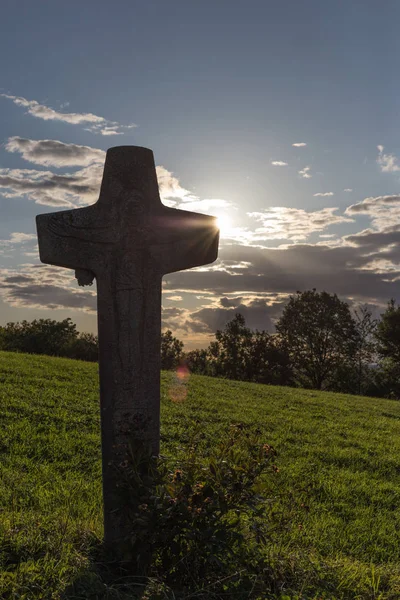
[2,350,400,599]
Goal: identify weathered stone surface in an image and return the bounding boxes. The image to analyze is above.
[36,146,219,546]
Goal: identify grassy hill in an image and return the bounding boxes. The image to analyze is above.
[2,351,400,598]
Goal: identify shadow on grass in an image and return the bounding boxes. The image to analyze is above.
[61,539,168,600]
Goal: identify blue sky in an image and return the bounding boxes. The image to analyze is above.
[1,0,400,348]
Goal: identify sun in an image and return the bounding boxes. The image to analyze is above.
[216,214,233,236]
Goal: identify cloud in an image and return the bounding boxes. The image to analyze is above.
[246,206,352,242]
[344,188,353,192]
[346,195,400,214]
[345,195,400,230]
[8,232,36,243]
[3,235,400,342]
[313,192,334,197]
[0,232,37,257]
[1,139,200,208]
[187,297,284,333]
[298,166,312,178]
[345,226,400,250]
[178,198,233,213]
[0,264,96,312]
[1,94,136,135]
[377,145,400,173]
[0,165,102,206]
[164,241,400,305]
[6,137,105,167]
[271,161,288,166]
[162,307,185,319]
[155,165,198,206]
[292,142,307,147]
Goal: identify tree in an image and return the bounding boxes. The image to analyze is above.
[0,318,78,356]
[367,299,400,399]
[352,305,377,395]
[276,289,358,390]
[249,331,294,386]
[184,348,210,375]
[207,314,294,385]
[375,299,400,363]
[161,330,184,370]
[208,314,253,380]
[66,332,99,362]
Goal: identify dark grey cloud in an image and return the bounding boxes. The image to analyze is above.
[4,275,33,284]
[3,283,97,311]
[0,165,102,206]
[220,296,243,308]
[188,297,284,334]
[346,195,400,214]
[0,266,96,312]
[346,226,400,249]
[162,307,185,318]
[6,137,105,168]
[165,241,400,304]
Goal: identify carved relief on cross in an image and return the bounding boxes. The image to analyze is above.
[36,146,219,545]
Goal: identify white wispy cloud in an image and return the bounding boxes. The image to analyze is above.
[313,192,334,197]
[292,142,307,147]
[298,166,312,178]
[0,232,37,256]
[1,94,136,135]
[344,188,353,192]
[246,206,352,242]
[155,165,198,206]
[178,198,232,213]
[9,232,37,243]
[377,144,400,173]
[271,160,288,166]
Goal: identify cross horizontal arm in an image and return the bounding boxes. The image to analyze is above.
[36,204,115,275]
[151,206,219,275]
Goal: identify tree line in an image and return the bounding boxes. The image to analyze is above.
[181,290,400,400]
[1,289,400,399]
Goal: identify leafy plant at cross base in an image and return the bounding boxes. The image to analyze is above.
[112,424,288,598]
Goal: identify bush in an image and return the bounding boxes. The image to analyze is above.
[65,332,99,362]
[0,318,100,362]
[113,424,287,597]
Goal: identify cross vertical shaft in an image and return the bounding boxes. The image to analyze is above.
[96,260,163,544]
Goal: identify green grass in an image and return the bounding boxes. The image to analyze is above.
[2,350,400,598]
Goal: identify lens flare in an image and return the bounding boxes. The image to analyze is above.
[169,362,190,403]
[176,364,190,381]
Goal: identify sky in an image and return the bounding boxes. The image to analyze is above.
[1,0,400,349]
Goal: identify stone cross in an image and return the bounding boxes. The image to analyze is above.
[36,146,219,547]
